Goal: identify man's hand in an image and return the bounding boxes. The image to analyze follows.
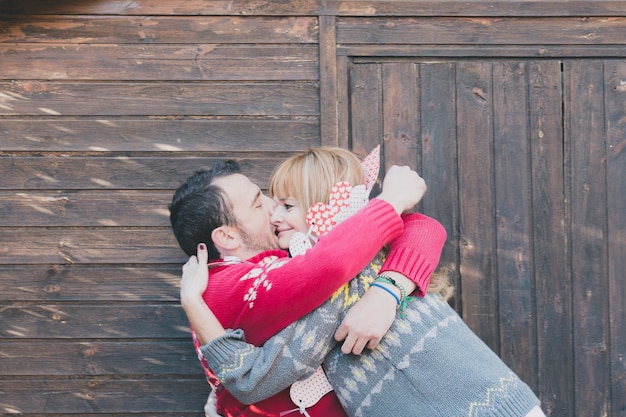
[377,165,427,214]
[333,285,398,355]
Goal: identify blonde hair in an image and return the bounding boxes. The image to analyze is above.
[269,146,365,211]
[269,146,454,300]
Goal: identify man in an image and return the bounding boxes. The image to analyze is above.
[169,160,445,416]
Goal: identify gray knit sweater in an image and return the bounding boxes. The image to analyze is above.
[201,256,540,417]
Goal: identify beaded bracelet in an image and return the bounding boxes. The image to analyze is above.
[376,275,410,316]
[376,275,406,303]
[369,282,401,305]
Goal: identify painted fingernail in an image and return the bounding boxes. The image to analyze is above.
[199,243,206,250]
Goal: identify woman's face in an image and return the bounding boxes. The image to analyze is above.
[270,195,309,250]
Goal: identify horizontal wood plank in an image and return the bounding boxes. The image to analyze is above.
[0,156,291,190]
[0,81,319,116]
[337,17,626,45]
[0,304,190,338]
[0,341,202,376]
[0,265,181,301]
[0,119,319,152]
[0,16,318,44]
[0,379,209,414]
[0,44,319,81]
[341,45,626,58]
[0,191,174,227]
[1,0,625,17]
[0,228,186,264]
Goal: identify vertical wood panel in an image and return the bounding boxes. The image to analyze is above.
[456,61,500,351]
[381,63,420,171]
[605,59,626,417]
[419,62,461,306]
[319,15,338,146]
[349,64,383,161]
[565,60,610,417]
[336,55,351,149]
[492,61,537,386]
[528,60,573,417]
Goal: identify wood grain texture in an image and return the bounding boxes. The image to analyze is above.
[0,81,319,116]
[566,60,611,417]
[2,0,626,17]
[0,44,319,81]
[528,60,573,417]
[455,61,500,352]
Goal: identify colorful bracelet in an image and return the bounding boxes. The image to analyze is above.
[376,275,413,316]
[369,282,401,305]
[376,275,407,303]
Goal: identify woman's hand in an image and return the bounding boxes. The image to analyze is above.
[180,243,209,306]
[179,243,227,344]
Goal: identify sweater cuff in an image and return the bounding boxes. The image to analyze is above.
[200,329,249,369]
[366,198,404,243]
[379,249,433,297]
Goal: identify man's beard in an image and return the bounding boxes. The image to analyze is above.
[237,225,279,253]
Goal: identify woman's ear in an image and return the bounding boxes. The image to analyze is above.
[211,225,240,252]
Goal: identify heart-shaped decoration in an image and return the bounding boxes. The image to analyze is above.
[289,232,313,257]
[306,202,339,236]
[333,184,369,225]
[289,366,334,410]
[360,144,380,193]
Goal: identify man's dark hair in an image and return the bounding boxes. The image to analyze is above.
[169,160,242,259]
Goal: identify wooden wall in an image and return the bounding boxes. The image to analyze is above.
[1,1,625,416]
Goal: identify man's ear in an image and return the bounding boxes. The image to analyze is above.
[211,225,240,253]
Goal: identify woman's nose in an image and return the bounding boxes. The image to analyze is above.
[270,204,286,223]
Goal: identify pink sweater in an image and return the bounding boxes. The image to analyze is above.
[201,198,447,416]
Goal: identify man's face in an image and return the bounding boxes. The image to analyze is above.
[213,173,280,255]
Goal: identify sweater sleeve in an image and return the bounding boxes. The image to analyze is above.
[380,213,447,297]
[226,198,404,344]
[202,291,343,404]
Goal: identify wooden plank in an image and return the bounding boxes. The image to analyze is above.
[0,119,319,152]
[0,304,190,338]
[0,265,180,301]
[456,61,499,351]
[0,16,318,44]
[605,59,626,416]
[381,63,419,171]
[0,156,288,190]
[1,0,625,17]
[0,341,202,376]
[342,45,626,58]
[348,63,383,183]
[0,191,174,227]
[0,44,319,81]
[319,15,338,146]
[565,60,610,417]
[0,81,319,116]
[492,61,537,386]
[336,54,350,149]
[0,228,186,264]
[0,379,209,414]
[528,60,573,417]
[419,62,460,307]
[337,17,626,45]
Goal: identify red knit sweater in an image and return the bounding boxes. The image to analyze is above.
[201,198,447,416]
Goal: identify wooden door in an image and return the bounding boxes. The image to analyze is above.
[344,58,626,417]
